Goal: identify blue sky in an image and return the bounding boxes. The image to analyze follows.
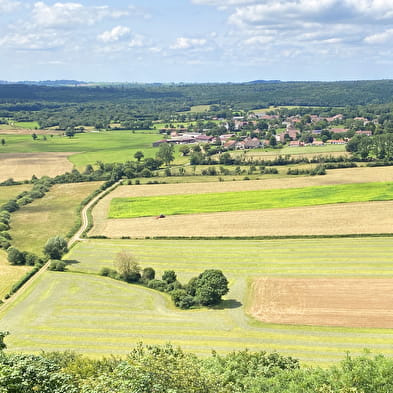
[0,0,393,82]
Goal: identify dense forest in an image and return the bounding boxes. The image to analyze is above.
[1,80,393,129]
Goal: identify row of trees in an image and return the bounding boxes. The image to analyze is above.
[100,251,229,309]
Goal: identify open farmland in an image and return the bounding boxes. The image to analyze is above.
[250,278,393,328]
[90,166,393,238]
[0,152,74,182]
[108,181,393,219]
[0,131,163,169]
[9,181,101,255]
[3,237,393,365]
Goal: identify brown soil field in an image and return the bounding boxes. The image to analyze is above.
[249,278,393,328]
[0,152,74,181]
[90,166,393,238]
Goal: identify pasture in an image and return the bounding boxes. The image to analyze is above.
[108,182,393,219]
[0,131,160,169]
[3,237,393,364]
[0,152,74,182]
[9,181,101,255]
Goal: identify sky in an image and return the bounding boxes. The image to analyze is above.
[0,0,393,82]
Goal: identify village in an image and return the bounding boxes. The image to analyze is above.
[152,110,375,151]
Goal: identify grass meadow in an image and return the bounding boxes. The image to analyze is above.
[108,181,393,218]
[0,250,30,299]
[0,131,161,169]
[0,184,31,205]
[3,237,393,365]
[9,181,101,255]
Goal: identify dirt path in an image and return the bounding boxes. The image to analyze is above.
[0,181,120,313]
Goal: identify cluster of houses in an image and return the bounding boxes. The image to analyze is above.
[152,112,375,150]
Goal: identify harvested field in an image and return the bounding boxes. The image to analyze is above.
[250,278,393,328]
[91,201,393,238]
[0,128,61,135]
[90,166,393,237]
[4,237,393,364]
[0,152,74,181]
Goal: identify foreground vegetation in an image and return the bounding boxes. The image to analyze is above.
[109,181,393,218]
[2,337,393,393]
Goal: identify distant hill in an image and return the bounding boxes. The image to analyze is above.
[246,80,282,84]
[0,80,86,86]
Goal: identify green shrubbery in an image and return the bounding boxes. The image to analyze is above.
[1,334,393,393]
[100,253,229,309]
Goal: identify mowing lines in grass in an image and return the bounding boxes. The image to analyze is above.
[3,237,393,364]
[109,182,393,218]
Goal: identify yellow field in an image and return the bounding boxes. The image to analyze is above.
[0,250,30,299]
[90,166,393,238]
[0,153,74,181]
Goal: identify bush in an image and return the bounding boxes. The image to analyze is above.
[142,267,155,282]
[48,260,66,272]
[7,247,25,265]
[171,289,195,309]
[147,279,168,292]
[0,222,9,232]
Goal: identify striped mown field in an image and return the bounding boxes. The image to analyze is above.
[3,237,393,365]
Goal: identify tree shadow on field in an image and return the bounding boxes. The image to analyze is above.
[63,259,80,266]
[212,299,242,310]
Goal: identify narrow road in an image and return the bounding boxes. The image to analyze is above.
[0,180,121,312]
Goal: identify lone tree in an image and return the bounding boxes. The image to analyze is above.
[114,250,141,282]
[43,236,68,260]
[134,151,144,162]
[156,143,174,166]
[193,269,229,306]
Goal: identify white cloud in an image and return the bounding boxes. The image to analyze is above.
[364,29,393,44]
[32,2,128,28]
[0,31,65,50]
[244,35,274,45]
[0,0,20,12]
[170,37,207,49]
[98,26,131,43]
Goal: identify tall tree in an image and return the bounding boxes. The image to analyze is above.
[156,143,174,166]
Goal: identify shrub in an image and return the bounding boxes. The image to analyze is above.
[142,267,155,282]
[48,260,66,271]
[147,279,168,292]
[7,247,25,265]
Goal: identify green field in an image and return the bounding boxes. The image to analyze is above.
[0,131,160,168]
[2,237,393,364]
[109,181,393,218]
[12,121,40,129]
